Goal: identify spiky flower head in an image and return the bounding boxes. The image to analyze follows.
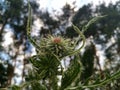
[39,35,74,58]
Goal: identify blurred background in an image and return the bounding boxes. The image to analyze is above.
[0,0,120,89]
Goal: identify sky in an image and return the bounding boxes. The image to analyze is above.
[38,0,118,13]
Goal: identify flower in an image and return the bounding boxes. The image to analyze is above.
[52,37,61,43]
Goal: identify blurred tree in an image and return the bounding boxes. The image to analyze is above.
[0,0,39,88]
[0,0,120,89]
[39,3,75,37]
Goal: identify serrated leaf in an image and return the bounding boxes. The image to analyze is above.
[9,85,21,90]
[60,55,82,90]
[82,15,107,32]
[31,81,47,90]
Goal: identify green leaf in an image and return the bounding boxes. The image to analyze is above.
[27,2,41,51]
[69,25,85,56]
[9,85,21,90]
[82,15,107,32]
[60,55,82,90]
[66,70,120,89]
[31,81,47,90]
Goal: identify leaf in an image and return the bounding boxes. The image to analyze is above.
[69,25,85,55]
[26,2,41,51]
[82,15,107,32]
[31,81,47,90]
[9,85,21,90]
[66,70,120,89]
[60,55,82,90]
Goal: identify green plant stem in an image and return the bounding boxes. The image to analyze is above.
[68,25,86,56]
[27,2,41,51]
[65,70,120,90]
[82,15,107,33]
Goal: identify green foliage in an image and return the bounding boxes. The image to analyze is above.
[0,0,31,87]
[9,85,21,90]
[60,55,82,90]
[31,81,47,90]
[1,1,120,90]
[82,15,107,33]
[81,43,95,79]
[4,3,119,89]
[16,4,120,90]
[66,70,120,90]
[0,61,14,88]
[0,62,8,87]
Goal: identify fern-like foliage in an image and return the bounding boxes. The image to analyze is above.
[3,2,120,90]
[60,55,83,90]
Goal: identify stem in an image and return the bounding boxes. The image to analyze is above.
[26,3,41,51]
[65,70,120,89]
[66,25,86,57]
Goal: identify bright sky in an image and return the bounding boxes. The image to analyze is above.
[38,0,118,13]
